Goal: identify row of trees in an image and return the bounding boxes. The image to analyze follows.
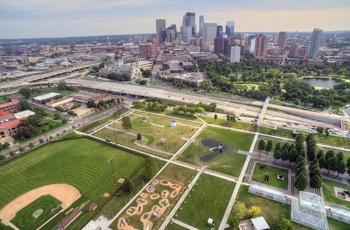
[106,72,131,81]
[173,105,205,115]
[258,139,273,153]
[147,101,168,112]
[316,150,349,176]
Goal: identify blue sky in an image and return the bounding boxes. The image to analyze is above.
[0,0,349,39]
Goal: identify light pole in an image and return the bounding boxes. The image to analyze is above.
[108,157,117,189]
[52,204,64,230]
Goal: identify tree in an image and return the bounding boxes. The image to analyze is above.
[325,128,329,136]
[336,160,346,176]
[294,173,308,191]
[325,150,335,161]
[87,100,96,108]
[54,112,60,120]
[232,201,247,220]
[336,152,344,162]
[319,155,327,169]
[258,139,265,152]
[20,100,31,110]
[228,215,239,228]
[214,114,218,120]
[275,143,281,152]
[19,87,32,99]
[121,116,132,131]
[39,138,44,144]
[317,150,324,159]
[143,157,158,180]
[307,146,316,162]
[326,157,338,174]
[0,155,5,161]
[18,146,24,153]
[281,143,289,152]
[310,174,322,188]
[289,148,299,164]
[316,127,324,134]
[271,218,293,230]
[123,178,134,192]
[266,140,273,152]
[281,149,289,163]
[247,206,261,218]
[273,149,281,162]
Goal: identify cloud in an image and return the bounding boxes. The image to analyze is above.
[0,0,349,38]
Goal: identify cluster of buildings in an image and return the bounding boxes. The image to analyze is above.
[0,99,34,145]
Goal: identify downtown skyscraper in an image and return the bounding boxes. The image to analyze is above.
[156,19,166,44]
[226,21,235,36]
[308,28,323,59]
[183,12,196,36]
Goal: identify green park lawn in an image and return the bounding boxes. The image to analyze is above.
[199,116,256,132]
[238,185,348,230]
[175,174,235,229]
[100,114,199,154]
[165,223,188,230]
[322,179,350,208]
[11,195,61,230]
[134,111,202,127]
[252,163,289,190]
[315,134,350,149]
[178,126,253,177]
[0,138,145,229]
[259,126,295,139]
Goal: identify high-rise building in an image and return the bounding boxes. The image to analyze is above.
[166,27,176,43]
[181,26,192,43]
[184,12,196,36]
[289,44,299,57]
[226,21,235,36]
[250,38,256,54]
[254,34,267,57]
[308,28,323,59]
[230,45,241,63]
[156,19,166,44]
[214,37,228,53]
[202,23,217,51]
[216,25,223,38]
[170,24,177,38]
[199,15,205,37]
[299,46,308,57]
[277,32,287,49]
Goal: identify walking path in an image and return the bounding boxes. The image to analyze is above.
[171,219,199,230]
[218,132,259,230]
[159,166,206,230]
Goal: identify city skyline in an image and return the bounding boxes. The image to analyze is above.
[0,0,350,39]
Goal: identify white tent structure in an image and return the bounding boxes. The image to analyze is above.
[291,192,329,230]
[251,216,270,230]
[248,183,287,203]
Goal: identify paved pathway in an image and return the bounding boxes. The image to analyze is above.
[159,166,205,230]
[171,219,199,230]
[218,132,259,230]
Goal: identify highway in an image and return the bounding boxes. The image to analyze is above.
[63,78,347,131]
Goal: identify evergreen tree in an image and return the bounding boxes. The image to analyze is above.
[281,149,289,163]
[258,139,266,152]
[337,161,346,176]
[319,155,327,169]
[325,150,335,161]
[273,149,281,162]
[316,150,324,159]
[281,143,289,152]
[294,173,308,191]
[326,157,338,174]
[266,140,273,152]
[143,157,158,180]
[123,178,134,192]
[275,143,281,152]
[336,152,344,162]
[310,175,322,188]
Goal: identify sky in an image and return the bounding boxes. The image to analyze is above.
[0,0,350,39]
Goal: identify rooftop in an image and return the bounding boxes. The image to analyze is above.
[15,110,35,119]
[33,92,60,101]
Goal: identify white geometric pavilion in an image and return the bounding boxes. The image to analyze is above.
[291,192,329,230]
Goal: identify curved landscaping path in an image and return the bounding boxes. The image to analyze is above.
[0,184,81,221]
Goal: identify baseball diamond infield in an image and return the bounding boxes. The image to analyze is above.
[0,184,81,222]
[199,138,232,162]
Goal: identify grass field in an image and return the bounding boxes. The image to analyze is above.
[199,116,256,132]
[315,134,350,149]
[165,223,188,230]
[178,126,253,177]
[252,163,289,190]
[259,126,295,139]
[109,163,196,230]
[175,174,235,229]
[11,195,61,230]
[322,179,350,208]
[0,138,145,229]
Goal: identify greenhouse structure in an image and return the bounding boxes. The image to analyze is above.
[330,207,350,224]
[291,192,329,230]
[248,183,287,203]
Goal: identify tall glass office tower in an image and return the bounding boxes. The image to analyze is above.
[308,28,323,59]
[226,21,235,36]
[184,12,196,36]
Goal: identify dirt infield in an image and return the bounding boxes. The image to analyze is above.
[0,184,81,221]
